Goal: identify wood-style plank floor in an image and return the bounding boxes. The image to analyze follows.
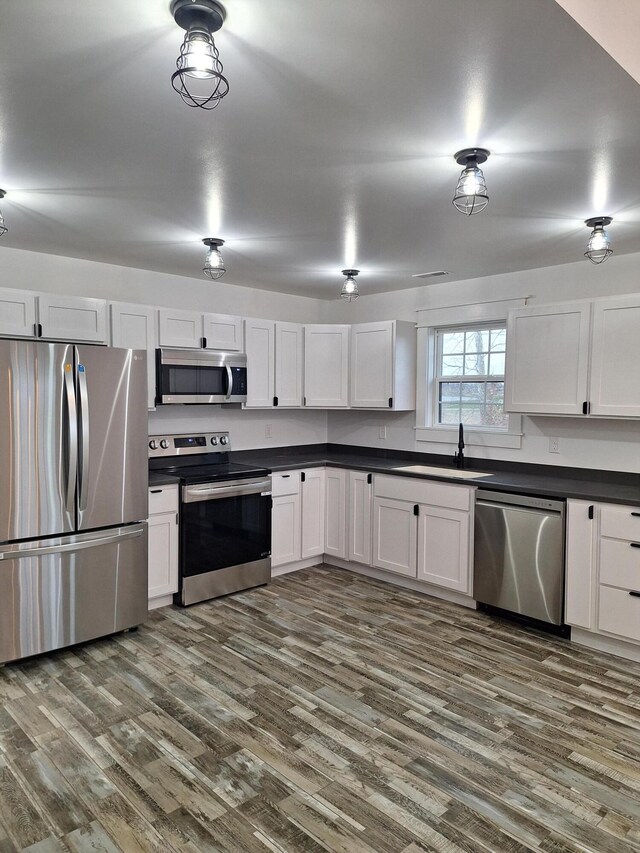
[1,566,640,852]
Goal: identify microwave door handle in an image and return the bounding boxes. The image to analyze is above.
[77,364,90,511]
[225,364,233,399]
[63,363,78,513]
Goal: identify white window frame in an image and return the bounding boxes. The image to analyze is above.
[415,309,523,450]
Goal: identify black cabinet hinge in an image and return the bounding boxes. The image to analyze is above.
[413,504,419,516]
[588,505,594,520]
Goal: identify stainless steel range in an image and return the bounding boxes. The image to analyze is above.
[149,432,271,605]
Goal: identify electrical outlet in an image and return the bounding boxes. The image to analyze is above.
[549,437,560,454]
[264,424,273,439]
[379,425,387,440]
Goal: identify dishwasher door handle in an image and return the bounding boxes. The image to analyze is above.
[476,500,562,515]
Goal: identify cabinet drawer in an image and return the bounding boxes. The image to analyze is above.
[374,474,471,511]
[149,484,178,515]
[271,471,301,497]
[599,538,640,590]
[598,585,640,643]
[599,505,640,541]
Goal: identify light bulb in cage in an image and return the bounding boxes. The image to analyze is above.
[203,238,226,280]
[171,0,229,110]
[340,269,360,302]
[452,148,490,215]
[0,191,7,237]
[584,217,613,264]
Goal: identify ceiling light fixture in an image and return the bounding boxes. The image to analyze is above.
[170,0,229,110]
[0,190,7,237]
[341,269,360,302]
[584,216,613,264]
[202,238,226,279]
[452,148,490,215]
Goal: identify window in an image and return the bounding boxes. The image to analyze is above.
[435,324,507,429]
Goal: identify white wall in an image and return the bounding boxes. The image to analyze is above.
[326,251,640,474]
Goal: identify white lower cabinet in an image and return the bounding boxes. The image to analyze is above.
[348,471,373,565]
[325,468,348,559]
[272,494,301,567]
[301,469,326,559]
[148,485,179,604]
[271,468,325,567]
[566,499,640,656]
[372,475,474,592]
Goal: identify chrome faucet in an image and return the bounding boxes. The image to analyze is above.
[454,422,465,469]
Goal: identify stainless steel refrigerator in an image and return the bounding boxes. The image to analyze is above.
[0,339,148,664]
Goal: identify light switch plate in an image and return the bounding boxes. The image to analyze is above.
[379,425,387,440]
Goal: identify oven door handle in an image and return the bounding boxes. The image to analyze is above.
[183,479,272,503]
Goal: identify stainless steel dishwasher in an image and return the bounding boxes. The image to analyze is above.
[473,490,566,627]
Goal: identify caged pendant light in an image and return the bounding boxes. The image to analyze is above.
[0,190,7,237]
[340,269,360,302]
[202,238,226,279]
[452,148,490,215]
[170,0,229,110]
[584,217,613,264]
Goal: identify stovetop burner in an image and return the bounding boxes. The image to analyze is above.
[148,431,270,484]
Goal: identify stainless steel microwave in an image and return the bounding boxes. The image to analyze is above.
[155,348,247,405]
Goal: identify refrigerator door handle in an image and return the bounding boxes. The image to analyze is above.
[77,362,90,511]
[0,525,145,561]
[63,363,78,513]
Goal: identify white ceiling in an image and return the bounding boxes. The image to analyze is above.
[1,0,639,299]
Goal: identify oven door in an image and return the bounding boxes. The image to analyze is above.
[156,350,247,404]
[180,477,272,584]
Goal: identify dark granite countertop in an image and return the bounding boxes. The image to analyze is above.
[230,443,640,506]
[148,472,181,487]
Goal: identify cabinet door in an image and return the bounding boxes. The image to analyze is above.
[0,288,38,338]
[417,505,470,593]
[148,511,179,600]
[372,497,417,576]
[275,322,303,407]
[272,494,301,567]
[589,296,640,417]
[325,468,348,559]
[38,295,107,343]
[504,302,591,415]
[348,471,372,565]
[245,319,275,408]
[304,325,349,407]
[158,308,203,349]
[203,313,243,351]
[350,321,393,408]
[110,302,157,410]
[301,469,326,559]
[565,500,596,629]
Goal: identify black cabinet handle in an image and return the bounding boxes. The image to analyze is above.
[367,473,372,484]
[273,396,278,407]
[630,543,640,549]
[629,591,640,598]
[301,472,306,483]
[413,504,419,516]
[33,322,38,337]
[582,401,590,414]
[150,489,163,494]
[202,337,207,348]
[38,323,43,337]
[389,397,393,408]
[588,505,594,520]
[631,512,640,518]
[281,474,290,479]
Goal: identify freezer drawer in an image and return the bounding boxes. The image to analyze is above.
[0,524,148,664]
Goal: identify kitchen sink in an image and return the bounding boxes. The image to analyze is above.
[392,465,492,480]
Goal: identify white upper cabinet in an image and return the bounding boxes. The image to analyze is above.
[504,302,591,415]
[38,295,107,343]
[244,318,275,408]
[0,288,38,338]
[110,302,157,410]
[158,308,203,349]
[304,324,350,407]
[275,322,303,407]
[589,296,640,417]
[203,313,243,351]
[350,320,416,410]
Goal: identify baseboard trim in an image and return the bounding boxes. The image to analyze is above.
[323,556,477,609]
[571,628,640,663]
[148,594,174,611]
[272,557,323,577]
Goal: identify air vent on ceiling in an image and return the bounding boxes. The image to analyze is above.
[411,270,450,279]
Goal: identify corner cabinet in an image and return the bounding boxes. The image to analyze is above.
[148,484,179,607]
[504,302,591,415]
[304,325,350,407]
[110,302,157,410]
[350,321,416,410]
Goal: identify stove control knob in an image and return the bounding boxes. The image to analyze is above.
[148,440,158,450]
[160,439,170,449]
[220,435,229,445]
[210,436,218,446]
